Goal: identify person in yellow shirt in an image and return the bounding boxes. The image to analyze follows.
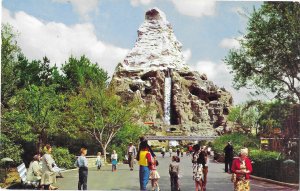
[138,141,152,191]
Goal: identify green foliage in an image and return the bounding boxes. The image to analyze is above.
[2,84,63,151]
[250,149,283,162]
[51,147,76,169]
[0,134,23,165]
[1,24,21,107]
[62,56,108,91]
[225,2,300,102]
[228,103,260,133]
[212,133,259,156]
[257,100,292,132]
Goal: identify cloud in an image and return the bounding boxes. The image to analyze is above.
[2,8,128,77]
[190,60,273,104]
[130,0,153,7]
[52,0,100,20]
[182,49,192,63]
[171,0,216,18]
[219,37,241,49]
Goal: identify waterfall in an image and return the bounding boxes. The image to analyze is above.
[164,74,172,125]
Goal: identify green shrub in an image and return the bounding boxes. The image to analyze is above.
[212,133,259,157]
[51,147,76,169]
[0,134,23,165]
[249,149,283,162]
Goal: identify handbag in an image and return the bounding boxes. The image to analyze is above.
[231,173,236,183]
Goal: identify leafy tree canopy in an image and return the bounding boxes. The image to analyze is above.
[225,2,300,102]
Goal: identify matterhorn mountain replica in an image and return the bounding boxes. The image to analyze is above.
[111,8,233,136]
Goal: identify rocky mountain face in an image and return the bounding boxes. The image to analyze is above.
[110,8,233,136]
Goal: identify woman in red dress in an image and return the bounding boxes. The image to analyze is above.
[231,148,252,191]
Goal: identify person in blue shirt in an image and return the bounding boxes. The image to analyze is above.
[75,148,88,190]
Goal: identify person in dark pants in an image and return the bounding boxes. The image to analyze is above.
[137,141,152,191]
[127,142,137,171]
[75,148,88,190]
[169,156,180,191]
[224,141,234,173]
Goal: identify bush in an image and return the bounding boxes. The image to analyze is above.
[249,149,283,162]
[0,134,23,165]
[212,133,259,157]
[51,147,76,169]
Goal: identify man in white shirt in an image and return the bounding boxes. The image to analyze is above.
[127,142,137,171]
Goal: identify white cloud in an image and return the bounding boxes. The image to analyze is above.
[52,0,100,20]
[219,37,241,49]
[182,49,192,63]
[2,8,128,77]
[171,0,216,18]
[130,0,153,7]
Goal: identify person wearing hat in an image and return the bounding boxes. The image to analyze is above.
[231,148,252,191]
[224,141,234,173]
[127,142,137,171]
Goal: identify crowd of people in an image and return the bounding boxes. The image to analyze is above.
[26,139,253,191]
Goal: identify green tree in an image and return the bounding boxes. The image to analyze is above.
[1,24,21,107]
[2,85,63,153]
[62,56,108,92]
[0,134,24,164]
[228,103,260,134]
[225,2,300,102]
[68,84,141,161]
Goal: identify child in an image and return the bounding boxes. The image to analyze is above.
[95,152,102,170]
[111,150,118,172]
[75,148,88,190]
[193,164,204,191]
[149,156,160,191]
[169,156,180,191]
[169,148,173,157]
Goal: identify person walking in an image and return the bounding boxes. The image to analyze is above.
[180,148,184,157]
[149,156,160,191]
[41,144,58,190]
[199,146,209,191]
[176,148,180,157]
[111,150,118,172]
[224,141,234,173]
[75,147,88,190]
[27,154,42,185]
[169,147,173,157]
[127,142,137,171]
[138,141,152,191]
[193,164,204,191]
[95,152,102,171]
[161,147,166,158]
[231,148,252,191]
[169,156,180,191]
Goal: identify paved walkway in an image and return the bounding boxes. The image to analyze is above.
[56,153,298,190]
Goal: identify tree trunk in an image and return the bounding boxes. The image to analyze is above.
[37,135,43,154]
[103,145,108,164]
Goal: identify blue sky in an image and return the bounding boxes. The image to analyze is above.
[2,0,264,104]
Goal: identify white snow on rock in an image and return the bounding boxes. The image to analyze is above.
[120,7,189,72]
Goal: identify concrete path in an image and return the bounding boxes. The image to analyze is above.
[56,153,298,190]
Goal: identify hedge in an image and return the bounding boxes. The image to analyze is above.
[51,147,76,169]
[212,133,259,157]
